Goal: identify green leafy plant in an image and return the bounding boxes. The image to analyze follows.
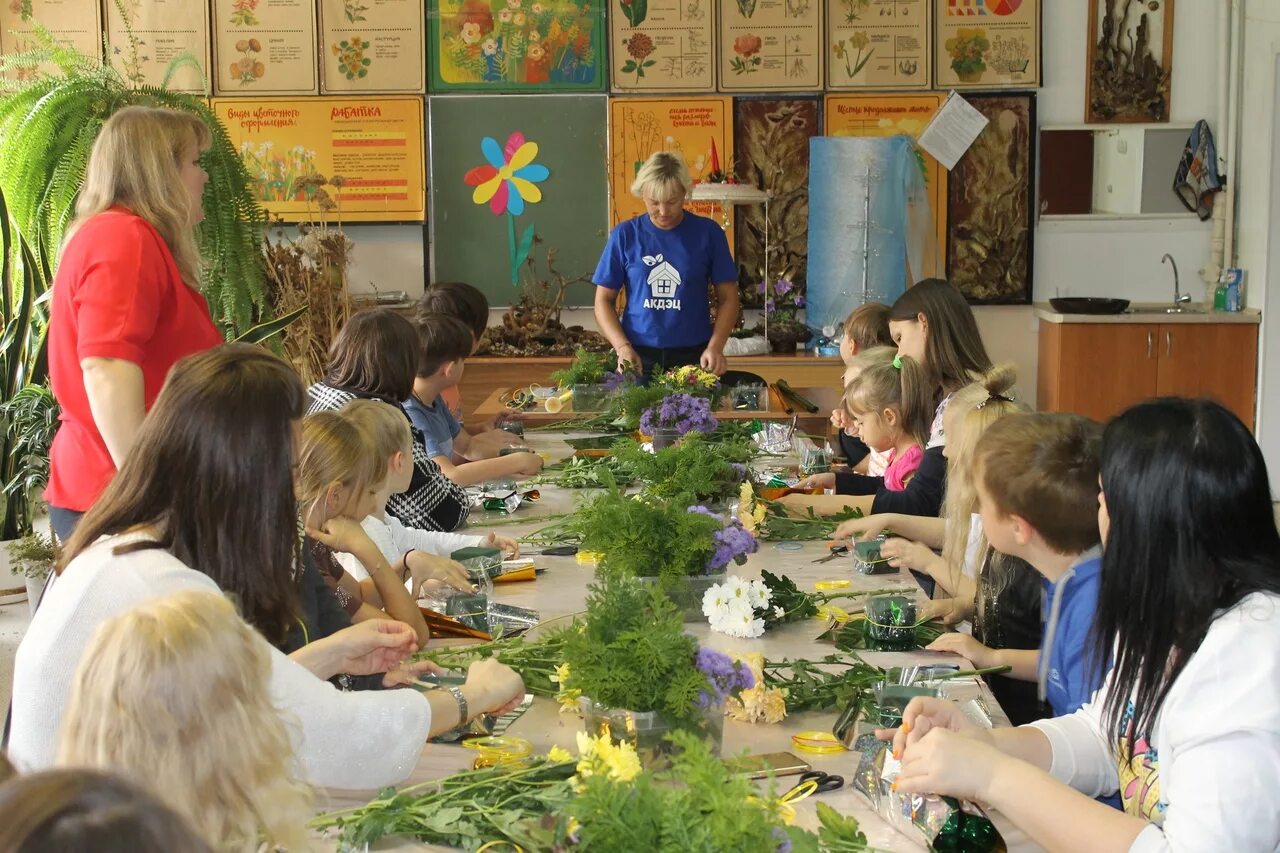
[413,626,573,697]
[0,26,270,335]
[6,530,56,581]
[549,346,613,388]
[610,432,751,505]
[756,500,863,541]
[533,454,637,489]
[0,381,58,537]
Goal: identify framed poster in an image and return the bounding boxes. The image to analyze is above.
[608,96,733,243]
[0,0,101,80]
[429,95,607,306]
[1085,0,1173,123]
[321,0,426,92]
[106,0,211,94]
[945,92,1034,304]
[733,97,819,298]
[213,0,318,94]
[934,0,1039,90]
[609,0,715,92]
[823,92,946,269]
[717,0,823,91]
[212,96,426,222]
[826,0,929,90]
[428,0,605,92]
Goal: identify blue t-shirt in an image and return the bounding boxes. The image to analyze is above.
[403,394,461,461]
[1040,551,1105,717]
[592,211,737,348]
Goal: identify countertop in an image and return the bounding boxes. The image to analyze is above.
[1034,302,1261,325]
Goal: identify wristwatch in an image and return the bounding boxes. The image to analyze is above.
[446,685,469,723]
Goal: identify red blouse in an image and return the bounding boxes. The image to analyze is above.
[45,208,223,511]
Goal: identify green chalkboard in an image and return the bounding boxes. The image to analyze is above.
[428,95,609,308]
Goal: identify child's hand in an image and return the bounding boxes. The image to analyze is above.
[482,532,520,558]
[382,658,445,688]
[466,657,527,714]
[830,408,849,430]
[926,632,999,669]
[307,516,375,557]
[919,597,973,625]
[832,513,893,544]
[880,537,934,572]
[795,472,835,491]
[894,726,1009,803]
[508,451,544,477]
[406,550,473,593]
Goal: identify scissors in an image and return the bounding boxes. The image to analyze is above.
[783,769,845,802]
[812,544,849,564]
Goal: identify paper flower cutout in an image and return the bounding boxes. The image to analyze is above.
[464,132,549,216]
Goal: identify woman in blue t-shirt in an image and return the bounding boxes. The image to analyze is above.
[592,152,740,378]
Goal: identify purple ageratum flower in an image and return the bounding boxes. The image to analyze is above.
[729,462,748,482]
[688,505,721,520]
[773,828,793,853]
[756,281,767,295]
[695,646,755,708]
[603,371,627,392]
[641,393,717,436]
[773,278,793,295]
[706,519,759,572]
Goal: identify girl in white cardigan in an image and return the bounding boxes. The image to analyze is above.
[10,344,525,789]
[886,398,1280,852]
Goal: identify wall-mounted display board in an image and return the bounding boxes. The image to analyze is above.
[213,0,318,94]
[945,91,1034,303]
[320,0,425,92]
[608,96,733,242]
[826,0,929,90]
[106,0,211,93]
[429,0,605,91]
[213,95,426,221]
[429,95,607,306]
[823,92,945,266]
[933,0,1038,90]
[609,0,715,92]
[0,0,101,79]
[1085,0,1173,123]
[717,0,823,91]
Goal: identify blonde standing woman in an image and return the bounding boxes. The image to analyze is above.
[592,151,740,378]
[45,106,223,543]
[58,589,314,852]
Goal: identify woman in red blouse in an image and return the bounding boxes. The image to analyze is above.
[45,106,224,541]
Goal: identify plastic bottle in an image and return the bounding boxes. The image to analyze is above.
[1213,275,1228,311]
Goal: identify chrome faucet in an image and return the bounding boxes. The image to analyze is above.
[1163,254,1190,305]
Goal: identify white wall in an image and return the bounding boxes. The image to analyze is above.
[345,2,1247,411]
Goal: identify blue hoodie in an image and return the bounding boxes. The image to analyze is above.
[1038,548,1105,717]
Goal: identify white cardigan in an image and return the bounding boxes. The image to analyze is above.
[9,533,432,790]
[336,513,482,582]
[1029,592,1280,852]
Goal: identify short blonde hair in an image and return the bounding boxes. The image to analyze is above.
[67,106,211,287]
[630,151,692,200]
[58,590,314,852]
[342,398,412,461]
[298,411,387,515]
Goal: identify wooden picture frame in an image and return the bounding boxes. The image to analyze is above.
[1086,0,1174,123]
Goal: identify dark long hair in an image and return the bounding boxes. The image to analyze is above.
[1093,398,1280,735]
[322,308,420,402]
[889,279,992,394]
[60,344,305,643]
[0,769,212,852]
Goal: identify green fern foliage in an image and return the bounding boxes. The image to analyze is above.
[0,31,268,335]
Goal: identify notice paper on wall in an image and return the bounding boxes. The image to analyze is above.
[917,91,989,171]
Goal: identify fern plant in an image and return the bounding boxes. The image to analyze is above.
[0,27,269,335]
[0,382,58,538]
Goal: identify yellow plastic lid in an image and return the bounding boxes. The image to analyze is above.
[815,579,850,590]
[791,731,846,754]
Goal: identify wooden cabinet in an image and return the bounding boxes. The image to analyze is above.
[1038,321,1258,429]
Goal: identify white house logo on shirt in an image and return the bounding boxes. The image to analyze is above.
[641,254,681,310]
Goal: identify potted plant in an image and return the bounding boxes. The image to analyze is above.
[0,380,58,540]
[549,347,615,412]
[558,574,753,766]
[8,531,56,615]
[758,276,812,353]
[945,27,989,84]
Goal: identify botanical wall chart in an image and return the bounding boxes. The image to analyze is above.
[1085,0,1173,123]
[428,0,605,91]
[0,0,101,80]
[213,0,319,94]
[608,97,733,246]
[213,95,426,222]
[717,0,823,92]
[609,0,715,91]
[429,95,608,306]
[106,0,211,93]
[826,0,929,90]
[320,0,426,92]
[933,0,1039,89]
[945,92,1034,304]
[732,97,819,300]
[823,92,945,270]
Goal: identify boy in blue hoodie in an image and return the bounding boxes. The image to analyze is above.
[926,412,1105,718]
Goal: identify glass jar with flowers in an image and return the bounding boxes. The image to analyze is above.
[759,275,812,353]
[638,392,718,449]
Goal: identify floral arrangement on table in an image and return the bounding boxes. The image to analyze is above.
[549,345,616,388]
[739,481,864,541]
[638,392,718,439]
[610,432,751,504]
[703,570,911,640]
[653,364,721,400]
[313,727,869,850]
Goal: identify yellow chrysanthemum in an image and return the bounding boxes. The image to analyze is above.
[726,654,789,724]
[573,731,641,783]
[547,745,573,763]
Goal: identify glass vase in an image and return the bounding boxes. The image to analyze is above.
[650,426,680,449]
[863,595,918,651]
[636,572,725,621]
[572,383,608,412]
[578,696,725,769]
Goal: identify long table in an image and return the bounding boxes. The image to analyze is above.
[316,432,1039,852]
